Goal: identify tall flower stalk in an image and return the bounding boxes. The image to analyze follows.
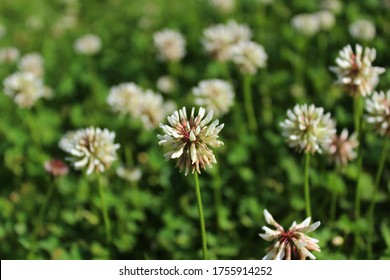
[194,172,208,259]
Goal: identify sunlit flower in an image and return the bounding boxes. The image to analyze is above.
[107,82,143,115]
[193,79,234,116]
[202,20,252,62]
[326,129,359,166]
[291,13,320,36]
[329,44,385,97]
[44,159,69,177]
[365,90,390,136]
[74,34,101,55]
[259,209,321,260]
[3,72,45,108]
[229,41,267,74]
[349,19,376,41]
[59,127,120,175]
[0,47,20,64]
[157,75,176,94]
[18,53,44,77]
[116,165,142,182]
[315,10,336,30]
[153,29,186,62]
[280,104,336,154]
[158,107,224,175]
[209,0,235,13]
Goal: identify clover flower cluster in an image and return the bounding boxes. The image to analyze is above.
[349,19,376,41]
[291,10,335,36]
[326,129,359,166]
[74,34,101,55]
[365,90,390,137]
[208,0,235,13]
[0,47,20,64]
[153,29,186,62]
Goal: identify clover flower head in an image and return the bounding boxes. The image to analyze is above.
[326,129,359,166]
[157,75,176,94]
[349,19,376,41]
[193,79,234,116]
[229,41,267,74]
[116,165,142,182]
[3,72,45,108]
[329,44,385,97]
[315,10,336,30]
[153,29,186,62]
[18,53,44,77]
[44,159,69,177]
[107,82,143,115]
[291,13,320,36]
[321,0,342,14]
[0,47,20,64]
[59,127,120,175]
[280,104,336,154]
[365,90,390,137]
[209,0,235,13]
[158,107,224,175]
[259,209,321,260]
[74,34,101,55]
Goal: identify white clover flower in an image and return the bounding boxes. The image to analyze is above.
[59,127,120,175]
[116,165,142,182]
[18,53,44,77]
[280,104,336,154]
[158,107,224,175]
[107,82,143,115]
[329,44,385,97]
[3,72,45,108]
[321,0,342,13]
[315,10,336,30]
[74,34,101,55]
[153,29,186,62]
[193,79,234,116]
[365,90,390,137]
[291,13,320,36]
[349,19,376,41]
[156,75,176,94]
[229,41,267,74]
[259,209,321,260]
[209,0,235,13]
[326,129,359,166]
[0,47,20,64]
[202,20,252,62]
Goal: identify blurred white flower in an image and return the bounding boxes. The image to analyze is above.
[202,20,252,62]
[291,13,320,36]
[326,129,359,166]
[329,44,385,97]
[158,107,224,175]
[74,34,101,55]
[315,10,336,30]
[107,82,143,115]
[153,29,186,62]
[157,75,176,94]
[257,0,274,4]
[229,41,267,74]
[193,79,234,116]
[3,72,45,108]
[321,0,342,13]
[331,236,344,247]
[59,127,120,175]
[209,0,235,13]
[44,159,69,177]
[25,16,44,31]
[116,165,142,182]
[18,53,44,77]
[280,104,336,154]
[0,47,20,64]
[349,19,376,41]
[259,209,321,260]
[365,90,390,136]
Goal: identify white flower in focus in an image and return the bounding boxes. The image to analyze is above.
[116,165,142,182]
[18,53,44,77]
[365,90,390,137]
[280,104,336,154]
[0,47,20,64]
[153,29,186,62]
[74,34,101,55]
[349,19,376,41]
[3,72,45,108]
[202,20,252,62]
[329,44,385,97]
[291,13,320,36]
[259,209,321,260]
[193,79,234,116]
[59,127,120,175]
[157,75,176,94]
[229,41,267,74]
[158,107,224,175]
[107,82,143,115]
[209,0,235,13]
[326,129,359,166]
[315,10,336,30]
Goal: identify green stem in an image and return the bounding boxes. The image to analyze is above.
[98,175,112,244]
[243,74,258,134]
[304,152,311,217]
[219,61,231,80]
[367,137,389,259]
[330,191,338,227]
[193,172,208,260]
[354,95,364,219]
